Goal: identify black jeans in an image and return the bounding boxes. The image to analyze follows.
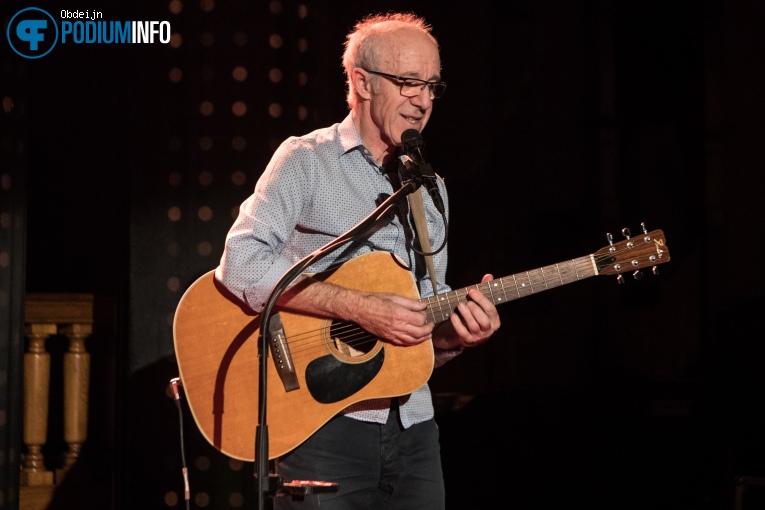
[274,402,445,509]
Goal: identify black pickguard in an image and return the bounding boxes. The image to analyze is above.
[305,349,385,404]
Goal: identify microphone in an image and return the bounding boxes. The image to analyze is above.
[400,129,445,214]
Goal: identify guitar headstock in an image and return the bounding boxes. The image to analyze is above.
[593,224,670,281]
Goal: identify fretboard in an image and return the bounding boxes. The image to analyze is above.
[422,255,598,325]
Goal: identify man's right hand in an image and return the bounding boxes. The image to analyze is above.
[350,291,434,346]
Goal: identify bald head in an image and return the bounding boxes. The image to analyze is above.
[343,13,440,109]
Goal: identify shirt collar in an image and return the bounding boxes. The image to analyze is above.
[337,114,400,173]
[338,113,363,154]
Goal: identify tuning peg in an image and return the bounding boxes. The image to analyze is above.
[606,233,617,253]
[641,222,648,234]
[633,270,643,280]
[617,274,625,284]
[652,266,660,275]
[622,227,631,239]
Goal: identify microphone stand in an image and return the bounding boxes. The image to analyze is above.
[254,168,423,510]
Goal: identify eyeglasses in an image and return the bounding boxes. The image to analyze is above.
[363,69,447,100]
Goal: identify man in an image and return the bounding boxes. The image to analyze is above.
[216,12,500,509]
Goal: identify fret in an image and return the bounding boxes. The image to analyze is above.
[526,271,536,293]
[432,294,444,322]
[515,272,535,297]
[569,259,584,282]
[487,280,502,305]
[428,294,441,324]
[424,294,435,324]
[435,292,450,323]
[539,267,550,290]
[484,281,493,303]
[511,274,521,298]
[538,264,563,290]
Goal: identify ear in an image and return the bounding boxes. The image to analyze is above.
[352,68,373,100]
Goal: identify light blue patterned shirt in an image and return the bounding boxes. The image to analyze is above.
[216,114,458,427]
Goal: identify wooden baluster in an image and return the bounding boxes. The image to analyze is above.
[57,323,92,480]
[21,324,56,486]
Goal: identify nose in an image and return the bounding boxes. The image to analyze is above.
[410,84,433,109]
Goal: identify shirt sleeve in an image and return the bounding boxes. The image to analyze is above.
[434,345,464,368]
[215,137,315,311]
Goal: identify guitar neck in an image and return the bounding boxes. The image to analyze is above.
[423,255,597,325]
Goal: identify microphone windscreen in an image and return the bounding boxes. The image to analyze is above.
[401,129,424,150]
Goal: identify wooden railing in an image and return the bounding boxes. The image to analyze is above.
[20,293,93,510]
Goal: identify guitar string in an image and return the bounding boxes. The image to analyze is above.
[269,258,592,359]
[272,238,661,360]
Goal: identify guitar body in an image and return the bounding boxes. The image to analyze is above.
[173,251,435,461]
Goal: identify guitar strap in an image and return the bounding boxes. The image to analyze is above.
[408,190,439,295]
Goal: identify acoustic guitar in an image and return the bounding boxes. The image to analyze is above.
[173,227,670,461]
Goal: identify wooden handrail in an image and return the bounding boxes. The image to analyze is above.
[25,293,94,324]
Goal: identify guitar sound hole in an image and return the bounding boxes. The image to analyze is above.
[329,320,377,358]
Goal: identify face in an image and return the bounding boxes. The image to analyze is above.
[360,28,441,153]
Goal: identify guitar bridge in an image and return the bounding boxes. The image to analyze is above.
[268,313,300,392]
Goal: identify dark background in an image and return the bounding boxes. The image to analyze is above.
[3,0,765,508]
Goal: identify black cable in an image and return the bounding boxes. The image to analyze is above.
[409,212,448,257]
[170,377,191,510]
[397,155,448,257]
